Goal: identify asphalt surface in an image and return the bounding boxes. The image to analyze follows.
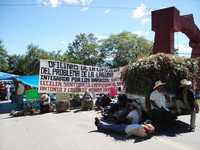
[0,110,200,150]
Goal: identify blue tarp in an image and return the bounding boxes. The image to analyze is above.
[16,75,39,88]
[0,101,17,113]
[0,72,18,80]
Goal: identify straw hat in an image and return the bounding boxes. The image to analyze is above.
[180,79,192,87]
[153,80,166,90]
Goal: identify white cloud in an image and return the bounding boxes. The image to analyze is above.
[132,31,143,36]
[63,0,93,6]
[104,9,111,14]
[41,0,93,7]
[96,35,108,40]
[131,3,151,24]
[132,3,148,18]
[80,7,89,11]
[141,17,151,24]
[62,0,79,5]
[132,31,149,37]
[176,44,191,52]
[79,0,93,6]
[60,40,69,45]
[175,44,192,57]
[42,0,60,7]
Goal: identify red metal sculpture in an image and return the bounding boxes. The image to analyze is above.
[152,7,200,90]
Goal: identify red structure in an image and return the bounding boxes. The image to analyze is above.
[152,7,200,90]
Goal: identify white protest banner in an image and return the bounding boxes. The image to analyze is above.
[38,59,123,93]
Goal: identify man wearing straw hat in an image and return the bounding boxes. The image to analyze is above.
[176,79,199,131]
[150,80,169,112]
[149,80,176,125]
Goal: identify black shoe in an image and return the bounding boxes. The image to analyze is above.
[144,120,152,124]
[188,126,195,132]
[95,117,100,126]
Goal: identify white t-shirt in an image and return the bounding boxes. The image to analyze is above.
[6,84,11,93]
[150,90,169,111]
[126,110,140,124]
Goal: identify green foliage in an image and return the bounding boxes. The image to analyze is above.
[99,32,153,67]
[8,44,64,75]
[8,55,26,75]
[126,53,199,95]
[64,33,104,66]
[1,32,153,75]
[24,44,49,74]
[0,41,9,71]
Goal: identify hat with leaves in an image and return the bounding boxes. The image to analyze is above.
[180,79,192,87]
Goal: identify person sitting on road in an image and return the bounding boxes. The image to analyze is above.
[94,114,155,138]
[126,104,142,124]
[95,94,111,110]
[40,93,50,113]
[150,81,169,111]
[176,79,199,113]
[82,91,93,101]
[149,80,176,125]
[103,94,130,123]
[176,79,199,131]
[81,91,94,110]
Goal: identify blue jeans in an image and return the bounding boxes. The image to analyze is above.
[97,121,127,134]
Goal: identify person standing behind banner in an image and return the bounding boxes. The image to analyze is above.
[109,86,117,98]
[16,82,25,109]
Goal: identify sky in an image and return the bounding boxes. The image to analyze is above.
[0,0,200,56]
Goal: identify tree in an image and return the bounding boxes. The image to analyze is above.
[0,41,9,72]
[23,44,50,74]
[99,32,153,67]
[48,50,64,61]
[8,54,24,74]
[5,44,67,75]
[64,33,105,66]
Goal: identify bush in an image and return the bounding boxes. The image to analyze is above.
[125,53,198,95]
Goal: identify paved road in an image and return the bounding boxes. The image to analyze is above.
[0,111,200,150]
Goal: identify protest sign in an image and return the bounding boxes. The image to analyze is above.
[38,59,123,94]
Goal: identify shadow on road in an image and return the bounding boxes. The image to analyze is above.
[89,129,153,143]
[52,110,71,114]
[89,120,192,143]
[154,120,192,137]
[73,109,93,113]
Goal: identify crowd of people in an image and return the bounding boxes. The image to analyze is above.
[0,80,15,101]
[94,79,199,138]
[1,77,199,137]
